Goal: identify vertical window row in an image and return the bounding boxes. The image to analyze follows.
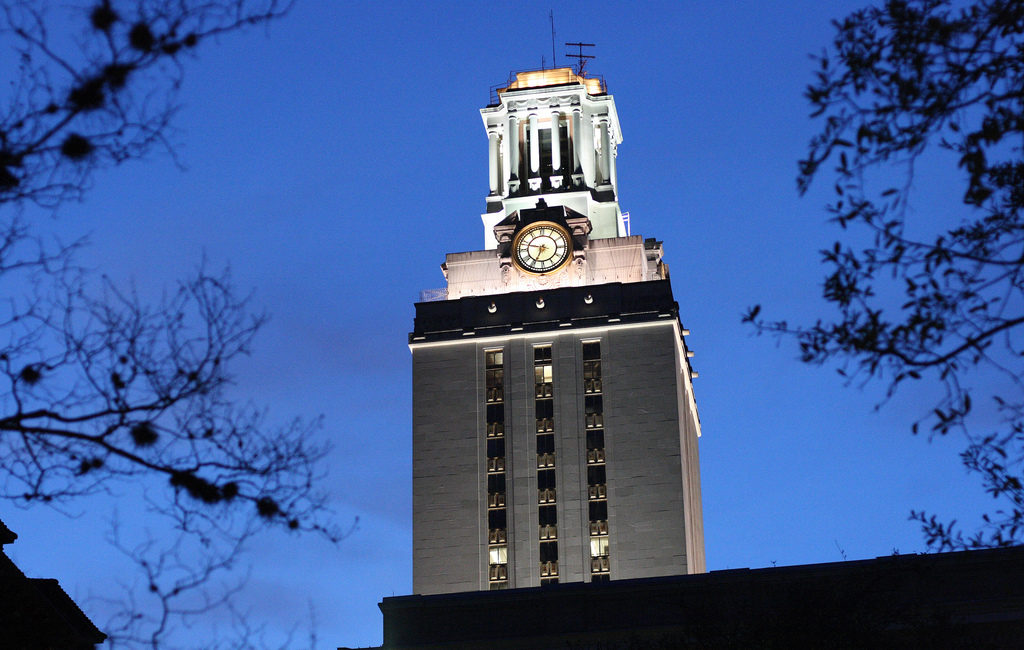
[535,345,558,585]
[583,341,610,582]
[485,349,508,590]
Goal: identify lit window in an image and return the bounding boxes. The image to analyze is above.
[489,545,508,564]
[590,535,609,558]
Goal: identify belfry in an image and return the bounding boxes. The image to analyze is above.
[410,66,704,594]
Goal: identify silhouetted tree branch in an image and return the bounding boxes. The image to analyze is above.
[746,0,1024,549]
[0,255,329,533]
[0,1,337,646]
[1,0,293,207]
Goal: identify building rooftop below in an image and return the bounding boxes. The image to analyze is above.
[360,545,1024,649]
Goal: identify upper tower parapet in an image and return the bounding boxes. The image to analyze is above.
[489,68,606,104]
[479,67,624,248]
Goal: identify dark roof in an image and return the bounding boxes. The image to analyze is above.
[0,519,106,648]
[0,519,16,545]
[377,545,1024,649]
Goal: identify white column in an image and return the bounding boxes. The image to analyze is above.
[597,116,611,185]
[571,108,583,173]
[508,114,519,188]
[487,127,500,195]
[550,110,561,172]
[497,132,506,195]
[529,113,540,175]
[609,139,618,194]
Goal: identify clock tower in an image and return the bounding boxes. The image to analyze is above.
[411,67,704,594]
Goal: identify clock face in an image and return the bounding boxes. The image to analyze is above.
[513,222,571,274]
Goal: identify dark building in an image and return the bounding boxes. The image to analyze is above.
[0,519,106,648]
[374,545,1024,649]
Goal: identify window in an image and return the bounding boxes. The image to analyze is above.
[486,350,503,367]
[487,473,506,493]
[489,529,507,544]
[583,358,602,394]
[537,434,555,454]
[537,432,556,468]
[485,348,508,588]
[538,469,556,490]
[487,438,505,459]
[583,340,611,581]
[539,505,557,526]
[489,564,508,581]
[488,509,507,529]
[540,505,558,540]
[487,545,507,566]
[534,344,557,583]
[488,471,506,508]
[539,541,558,563]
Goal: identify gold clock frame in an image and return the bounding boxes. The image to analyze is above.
[512,221,572,275]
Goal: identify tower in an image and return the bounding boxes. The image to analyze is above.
[411,67,704,595]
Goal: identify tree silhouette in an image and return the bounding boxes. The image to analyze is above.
[0,1,336,645]
[746,0,1024,549]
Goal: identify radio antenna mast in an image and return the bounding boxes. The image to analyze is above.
[549,11,557,68]
[565,41,595,76]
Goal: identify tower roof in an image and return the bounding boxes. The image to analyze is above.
[495,67,605,98]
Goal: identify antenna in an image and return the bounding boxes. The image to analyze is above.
[549,11,557,68]
[565,41,595,76]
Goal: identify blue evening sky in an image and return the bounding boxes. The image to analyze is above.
[3,1,996,647]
